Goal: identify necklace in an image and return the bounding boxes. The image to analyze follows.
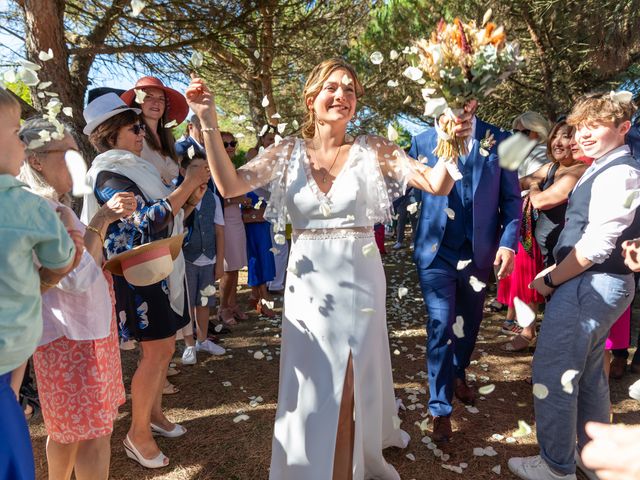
[314,143,343,184]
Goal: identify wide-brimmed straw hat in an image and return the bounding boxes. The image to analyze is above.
[121,76,189,125]
[104,234,185,287]
[82,93,141,135]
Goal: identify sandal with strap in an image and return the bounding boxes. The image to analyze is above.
[217,307,237,326]
[501,334,536,352]
[123,435,169,469]
[231,305,249,321]
[162,381,180,395]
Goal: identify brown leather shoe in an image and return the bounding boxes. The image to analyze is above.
[432,416,452,443]
[454,378,476,405]
[610,357,627,379]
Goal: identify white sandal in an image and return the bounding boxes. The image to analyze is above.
[123,435,169,469]
[150,422,187,438]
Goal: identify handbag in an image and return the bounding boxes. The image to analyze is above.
[242,205,266,223]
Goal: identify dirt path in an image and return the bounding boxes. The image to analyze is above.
[29,243,640,479]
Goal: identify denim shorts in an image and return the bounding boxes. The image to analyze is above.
[185,262,216,309]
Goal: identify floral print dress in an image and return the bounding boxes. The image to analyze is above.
[95,171,188,342]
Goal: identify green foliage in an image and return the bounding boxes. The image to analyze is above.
[4,80,32,105]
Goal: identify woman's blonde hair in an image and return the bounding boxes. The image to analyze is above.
[567,91,637,127]
[18,117,73,205]
[512,111,551,143]
[301,58,363,139]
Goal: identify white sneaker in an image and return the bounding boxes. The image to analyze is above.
[182,345,197,365]
[575,449,599,480]
[508,456,577,480]
[196,339,225,356]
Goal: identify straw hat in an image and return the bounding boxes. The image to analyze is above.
[105,234,185,286]
[82,93,141,135]
[121,76,189,125]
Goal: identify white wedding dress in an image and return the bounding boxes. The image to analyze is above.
[238,135,426,479]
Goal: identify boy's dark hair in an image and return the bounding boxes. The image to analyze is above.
[180,151,206,169]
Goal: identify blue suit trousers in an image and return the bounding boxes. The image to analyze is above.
[417,255,491,417]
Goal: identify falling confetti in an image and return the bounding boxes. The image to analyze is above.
[261,95,269,107]
[498,133,537,171]
[478,384,496,395]
[187,145,195,159]
[134,89,147,105]
[453,315,465,338]
[274,233,286,245]
[164,119,178,128]
[233,414,250,423]
[469,276,486,292]
[444,207,455,220]
[398,287,408,299]
[62,107,73,117]
[38,49,54,61]
[370,51,384,65]
[406,202,419,214]
[253,351,265,360]
[190,51,204,69]
[456,259,472,270]
[513,420,532,438]
[387,124,399,142]
[482,8,493,26]
[319,202,331,217]
[341,74,353,85]
[389,50,399,60]
[402,66,423,81]
[561,369,579,394]
[513,296,536,327]
[532,383,549,400]
[200,285,216,297]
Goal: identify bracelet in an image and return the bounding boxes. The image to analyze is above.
[201,126,219,133]
[85,225,105,244]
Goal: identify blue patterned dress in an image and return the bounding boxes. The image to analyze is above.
[95,171,188,342]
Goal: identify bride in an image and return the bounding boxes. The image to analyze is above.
[186,58,456,480]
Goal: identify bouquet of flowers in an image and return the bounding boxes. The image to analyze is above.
[414,12,524,160]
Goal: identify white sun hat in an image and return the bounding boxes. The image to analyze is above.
[82,92,141,135]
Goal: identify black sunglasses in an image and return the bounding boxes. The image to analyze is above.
[223,141,237,148]
[514,128,532,136]
[130,123,146,135]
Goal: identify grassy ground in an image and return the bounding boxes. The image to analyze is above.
[29,241,640,479]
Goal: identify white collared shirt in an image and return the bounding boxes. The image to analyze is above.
[573,145,640,263]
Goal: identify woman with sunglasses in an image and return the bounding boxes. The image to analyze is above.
[218,132,252,324]
[81,93,211,469]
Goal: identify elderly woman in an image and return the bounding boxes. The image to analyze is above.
[18,118,134,479]
[498,111,551,351]
[81,93,210,469]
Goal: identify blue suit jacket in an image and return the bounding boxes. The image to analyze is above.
[175,136,205,160]
[410,118,522,270]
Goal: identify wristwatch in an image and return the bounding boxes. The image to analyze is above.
[543,272,556,288]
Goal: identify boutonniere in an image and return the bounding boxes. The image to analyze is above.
[479,130,496,156]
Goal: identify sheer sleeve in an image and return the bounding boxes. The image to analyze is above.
[237,137,297,234]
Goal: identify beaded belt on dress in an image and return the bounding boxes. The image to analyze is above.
[292,227,373,240]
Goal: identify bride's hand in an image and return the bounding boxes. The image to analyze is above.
[185,75,217,125]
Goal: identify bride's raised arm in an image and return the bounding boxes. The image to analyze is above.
[185,77,294,197]
[367,135,456,197]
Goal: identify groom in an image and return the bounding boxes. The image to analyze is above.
[410,103,522,442]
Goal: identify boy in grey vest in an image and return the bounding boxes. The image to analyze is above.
[180,153,226,364]
[509,91,640,480]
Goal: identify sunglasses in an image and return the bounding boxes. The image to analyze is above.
[514,128,532,136]
[130,123,147,135]
[223,141,237,148]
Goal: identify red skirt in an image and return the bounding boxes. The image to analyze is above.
[497,238,545,307]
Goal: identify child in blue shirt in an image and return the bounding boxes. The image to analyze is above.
[0,88,82,479]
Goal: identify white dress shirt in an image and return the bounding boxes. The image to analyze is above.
[573,145,640,263]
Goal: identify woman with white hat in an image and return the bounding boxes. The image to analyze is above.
[81,93,211,469]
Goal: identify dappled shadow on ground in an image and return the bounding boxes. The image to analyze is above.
[29,243,640,479]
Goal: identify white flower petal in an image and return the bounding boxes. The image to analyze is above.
[62,107,73,117]
[397,287,408,299]
[561,369,579,394]
[513,296,536,327]
[610,90,633,103]
[532,383,549,400]
[362,242,377,257]
[482,8,493,26]
[469,276,486,292]
[222,381,232,387]
[483,446,498,457]
[387,124,399,142]
[38,48,54,61]
[389,50,399,60]
[402,66,423,81]
[190,51,204,68]
[130,0,146,16]
[629,379,640,400]
[233,414,250,423]
[187,145,195,159]
[292,119,299,130]
[253,50,260,59]
[259,124,269,137]
[498,133,537,171]
[253,351,265,360]
[274,233,286,245]
[387,79,399,88]
[65,150,93,196]
[269,247,280,255]
[261,95,269,107]
[406,202,419,214]
[319,202,331,217]
[491,465,501,475]
[456,259,472,270]
[406,453,415,461]
[370,51,384,65]
[424,97,448,117]
[200,285,216,297]
[444,207,455,220]
[134,88,147,105]
[164,119,178,128]
[402,95,412,105]
[19,60,41,71]
[17,68,39,86]
[513,419,532,438]
[3,69,16,83]
[277,123,287,134]
[478,384,495,395]
[453,315,465,338]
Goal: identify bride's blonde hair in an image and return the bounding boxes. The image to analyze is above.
[301,58,364,139]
